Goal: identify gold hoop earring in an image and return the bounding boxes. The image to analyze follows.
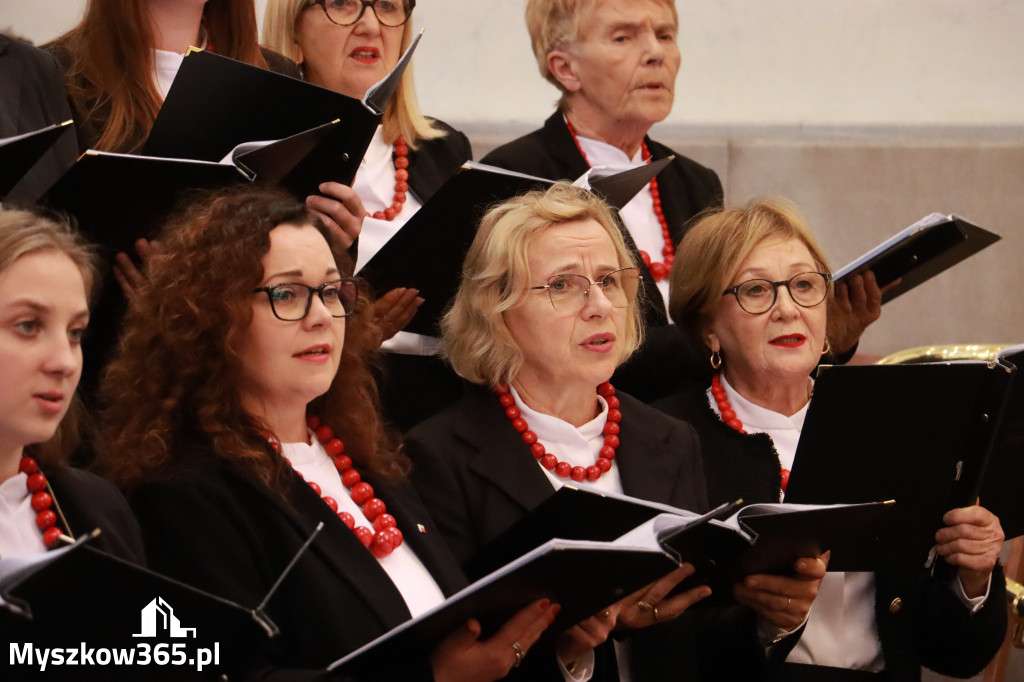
[710,350,722,369]
[821,339,831,356]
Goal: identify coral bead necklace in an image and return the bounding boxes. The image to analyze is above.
[565,119,674,282]
[711,373,790,492]
[370,136,410,222]
[18,455,64,548]
[495,382,622,482]
[265,417,403,559]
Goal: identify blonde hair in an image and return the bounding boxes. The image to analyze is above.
[0,209,98,467]
[262,0,442,147]
[443,182,643,386]
[525,0,677,110]
[668,197,839,379]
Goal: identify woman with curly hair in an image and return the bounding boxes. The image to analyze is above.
[96,185,556,680]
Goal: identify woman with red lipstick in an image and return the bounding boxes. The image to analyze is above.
[0,209,142,562]
[405,183,764,681]
[264,0,473,431]
[96,185,557,681]
[656,198,1006,681]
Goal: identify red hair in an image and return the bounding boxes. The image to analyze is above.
[50,0,268,153]
[97,186,405,491]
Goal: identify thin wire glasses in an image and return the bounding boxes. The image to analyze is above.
[254,279,359,321]
[530,267,642,314]
[723,272,832,315]
[306,0,415,27]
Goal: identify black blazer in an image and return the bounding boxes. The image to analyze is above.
[655,386,1008,682]
[481,112,724,402]
[375,121,473,434]
[129,440,466,681]
[47,466,146,564]
[0,34,79,204]
[406,384,720,681]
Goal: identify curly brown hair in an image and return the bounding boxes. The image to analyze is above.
[96,185,406,491]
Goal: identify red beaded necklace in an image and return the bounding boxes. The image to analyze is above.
[265,417,403,559]
[495,382,621,482]
[565,119,674,282]
[370,136,410,221]
[711,373,790,492]
[18,455,64,548]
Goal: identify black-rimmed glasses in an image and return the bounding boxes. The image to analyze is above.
[305,0,415,28]
[254,279,359,321]
[722,272,832,315]
[530,268,642,314]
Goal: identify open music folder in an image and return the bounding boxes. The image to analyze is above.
[834,213,1000,304]
[0,121,74,201]
[141,32,422,186]
[356,158,672,337]
[786,344,1024,571]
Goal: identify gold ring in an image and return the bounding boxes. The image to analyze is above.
[511,641,525,667]
[786,597,792,612]
[602,610,611,619]
[636,600,653,612]
[652,605,661,622]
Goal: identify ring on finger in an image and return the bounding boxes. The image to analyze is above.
[511,641,525,668]
[786,597,792,612]
[636,600,653,612]
[652,605,661,622]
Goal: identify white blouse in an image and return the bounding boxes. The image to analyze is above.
[282,437,445,619]
[572,132,671,318]
[0,473,47,558]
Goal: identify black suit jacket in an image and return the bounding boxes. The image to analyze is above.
[376,121,473,433]
[47,466,146,564]
[406,384,722,681]
[129,440,466,681]
[654,386,1008,682]
[0,34,79,204]
[481,112,724,402]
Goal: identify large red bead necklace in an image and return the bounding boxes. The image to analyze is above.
[495,382,621,482]
[370,136,410,222]
[18,455,64,548]
[565,119,674,282]
[265,417,403,559]
[711,373,790,492]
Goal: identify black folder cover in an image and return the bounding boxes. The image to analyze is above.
[358,159,671,337]
[0,121,74,199]
[328,539,677,680]
[142,49,376,174]
[1,538,275,680]
[463,485,680,581]
[785,347,1024,570]
[834,214,1000,304]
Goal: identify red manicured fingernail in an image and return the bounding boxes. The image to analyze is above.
[539,599,551,609]
[551,603,561,615]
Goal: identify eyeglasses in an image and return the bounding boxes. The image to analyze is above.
[254,279,359,321]
[305,0,415,28]
[722,271,832,315]
[530,267,641,314]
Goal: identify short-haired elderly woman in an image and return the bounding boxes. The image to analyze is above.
[482,0,882,402]
[655,198,1006,682]
[264,0,472,431]
[405,183,805,681]
[96,185,557,680]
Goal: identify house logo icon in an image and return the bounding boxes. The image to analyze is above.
[133,597,197,638]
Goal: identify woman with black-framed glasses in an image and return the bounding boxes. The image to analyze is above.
[655,197,1005,682]
[96,185,557,680]
[264,0,472,433]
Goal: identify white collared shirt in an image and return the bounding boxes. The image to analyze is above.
[572,132,671,318]
[0,473,47,558]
